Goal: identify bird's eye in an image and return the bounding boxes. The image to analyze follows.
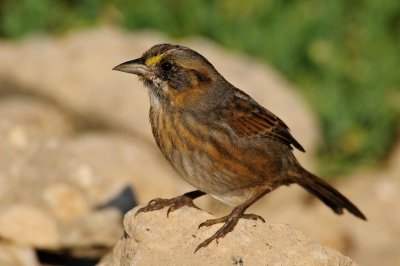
[161,61,172,71]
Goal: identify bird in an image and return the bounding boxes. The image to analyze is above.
[113,43,366,252]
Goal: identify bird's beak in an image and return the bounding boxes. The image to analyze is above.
[112,58,150,76]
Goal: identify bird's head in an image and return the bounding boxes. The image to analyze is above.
[113,44,229,110]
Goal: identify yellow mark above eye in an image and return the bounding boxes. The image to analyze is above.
[145,55,163,66]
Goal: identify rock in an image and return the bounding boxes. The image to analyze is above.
[0,243,38,266]
[0,205,59,248]
[62,208,123,258]
[66,133,190,205]
[0,97,73,140]
[0,96,189,258]
[331,165,400,266]
[100,206,355,266]
[43,183,89,222]
[247,186,352,253]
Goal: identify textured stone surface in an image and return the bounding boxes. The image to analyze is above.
[0,205,58,248]
[99,206,355,266]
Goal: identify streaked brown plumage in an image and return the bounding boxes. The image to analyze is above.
[113,44,366,252]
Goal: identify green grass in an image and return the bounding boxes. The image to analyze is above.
[1,0,399,177]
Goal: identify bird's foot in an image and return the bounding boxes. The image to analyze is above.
[195,208,265,252]
[135,193,202,218]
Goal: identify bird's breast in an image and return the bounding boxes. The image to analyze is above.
[149,108,271,194]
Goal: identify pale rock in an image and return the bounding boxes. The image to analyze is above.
[62,209,123,258]
[8,125,28,149]
[0,205,59,248]
[0,98,188,255]
[100,206,355,266]
[332,170,400,266]
[66,133,190,205]
[0,243,38,266]
[43,183,89,222]
[0,97,73,140]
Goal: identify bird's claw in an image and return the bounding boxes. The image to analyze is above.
[135,195,201,217]
[242,213,265,223]
[195,211,265,253]
[135,198,167,217]
[166,198,200,217]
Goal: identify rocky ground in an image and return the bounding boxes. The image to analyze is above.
[98,207,355,266]
[0,27,398,265]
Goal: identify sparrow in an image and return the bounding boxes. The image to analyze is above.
[113,43,366,252]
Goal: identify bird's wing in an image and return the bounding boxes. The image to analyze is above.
[223,94,305,152]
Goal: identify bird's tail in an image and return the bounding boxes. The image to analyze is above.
[291,167,366,220]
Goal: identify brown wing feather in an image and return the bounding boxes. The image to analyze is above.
[225,95,305,152]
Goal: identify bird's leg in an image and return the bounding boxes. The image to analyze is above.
[195,188,271,253]
[135,190,206,217]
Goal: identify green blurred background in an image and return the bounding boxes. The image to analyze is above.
[1,0,399,177]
